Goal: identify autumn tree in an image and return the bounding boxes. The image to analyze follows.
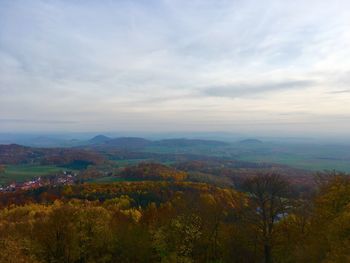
[243,172,291,263]
[0,164,5,174]
[299,172,350,263]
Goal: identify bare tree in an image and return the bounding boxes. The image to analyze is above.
[243,172,290,263]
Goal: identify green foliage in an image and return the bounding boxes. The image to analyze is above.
[0,164,62,185]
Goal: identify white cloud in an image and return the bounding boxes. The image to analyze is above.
[1,0,350,136]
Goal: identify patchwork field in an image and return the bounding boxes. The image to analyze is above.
[236,153,350,172]
[143,142,350,172]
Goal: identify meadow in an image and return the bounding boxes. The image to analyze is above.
[0,164,62,185]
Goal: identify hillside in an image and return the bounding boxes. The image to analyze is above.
[0,144,104,166]
[89,135,112,144]
[120,163,187,181]
[239,139,263,144]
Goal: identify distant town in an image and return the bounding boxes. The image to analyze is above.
[0,170,77,192]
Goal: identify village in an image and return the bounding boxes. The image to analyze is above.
[0,170,77,192]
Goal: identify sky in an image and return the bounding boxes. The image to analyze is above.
[1,0,350,137]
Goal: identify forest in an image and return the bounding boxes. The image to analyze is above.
[1,161,350,262]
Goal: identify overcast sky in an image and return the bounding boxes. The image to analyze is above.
[1,0,350,137]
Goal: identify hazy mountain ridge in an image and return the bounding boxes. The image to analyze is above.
[86,136,229,149]
[239,139,263,144]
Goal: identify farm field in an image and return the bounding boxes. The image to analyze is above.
[141,142,350,172]
[0,164,62,185]
[236,153,350,172]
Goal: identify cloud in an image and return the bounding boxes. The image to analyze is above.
[328,89,350,94]
[201,80,315,98]
[0,119,77,124]
[1,0,350,136]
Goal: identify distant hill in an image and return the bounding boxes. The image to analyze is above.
[85,136,228,150]
[0,144,41,164]
[28,136,64,147]
[103,137,152,149]
[153,138,228,147]
[0,144,104,165]
[89,135,112,144]
[239,139,263,144]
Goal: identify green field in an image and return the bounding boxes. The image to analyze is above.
[0,164,62,185]
[142,142,350,172]
[236,153,350,172]
[230,143,350,172]
[143,145,232,158]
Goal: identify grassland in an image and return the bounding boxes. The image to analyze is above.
[0,164,62,185]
